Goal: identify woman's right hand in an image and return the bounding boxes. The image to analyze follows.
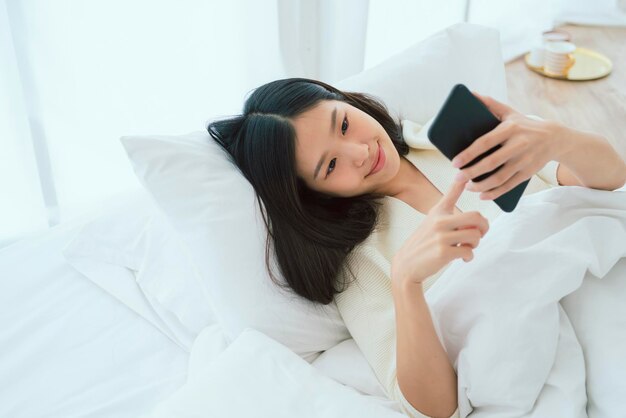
[391,176,490,286]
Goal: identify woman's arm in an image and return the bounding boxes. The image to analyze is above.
[388,179,487,418]
[551,124,626,190]
[392,280,458,418]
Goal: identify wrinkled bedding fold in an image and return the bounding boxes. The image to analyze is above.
[425,186,626,417]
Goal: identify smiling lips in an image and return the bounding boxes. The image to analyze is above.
[368,142,385,176]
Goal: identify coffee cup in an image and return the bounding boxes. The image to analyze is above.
[544,41,576,76]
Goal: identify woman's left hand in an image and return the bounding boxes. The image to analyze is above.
[451,92,561,201]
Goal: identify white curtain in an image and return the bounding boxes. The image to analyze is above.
[2,0,624,248]
[277,0,370,84]
[364,0,626,68]
[363,0,468,70]
[1,0,293,247]
[1,0,48,247]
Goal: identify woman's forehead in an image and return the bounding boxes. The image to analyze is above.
[296,100,338,122]
[294,100,340,139]
[293,102,338,178]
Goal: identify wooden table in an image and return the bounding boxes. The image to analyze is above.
[506,24,626,161]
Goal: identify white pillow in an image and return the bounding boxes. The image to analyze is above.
[145,326,406,418]
[121,131,350,361]
[62,187,215,350]
[120,22,510,361]
[336,22,508,124]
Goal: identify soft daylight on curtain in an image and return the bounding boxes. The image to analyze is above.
[2,0,625,248]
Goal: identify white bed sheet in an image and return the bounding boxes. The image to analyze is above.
[4,183,625,418]
[0,218,189,418]
[0,193,406,418]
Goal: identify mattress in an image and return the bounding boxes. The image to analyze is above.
[0,218,189,418]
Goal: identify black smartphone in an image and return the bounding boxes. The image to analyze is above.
[427,84,529,212]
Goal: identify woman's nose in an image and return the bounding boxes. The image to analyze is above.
[347,143,369,167]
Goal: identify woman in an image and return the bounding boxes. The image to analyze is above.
[208,78,626,418]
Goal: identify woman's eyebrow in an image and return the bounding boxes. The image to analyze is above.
[314,151,328,180]
[313,106,337,180]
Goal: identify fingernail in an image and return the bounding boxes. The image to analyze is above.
[452,159,461,168]
[455,172,467,182]
[465,182,473,190]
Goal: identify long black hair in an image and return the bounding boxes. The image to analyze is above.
[208,78,409,304]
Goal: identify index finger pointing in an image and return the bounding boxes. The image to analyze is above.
[435,174,468,213]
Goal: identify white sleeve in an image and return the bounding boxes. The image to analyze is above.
[536,159,561,187]
[334,249,459,418]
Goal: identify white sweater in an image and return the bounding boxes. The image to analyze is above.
[333,118,560,418]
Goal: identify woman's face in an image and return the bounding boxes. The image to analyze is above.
[292,100,401,198]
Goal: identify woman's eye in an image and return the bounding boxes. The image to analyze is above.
[341,116,348,135]
[327,158,336,176]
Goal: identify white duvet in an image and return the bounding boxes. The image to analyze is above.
[146,185,626,418]
[426,185,626,417]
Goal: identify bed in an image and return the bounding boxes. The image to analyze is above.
[2,23,625,418]
[0,214,189,417]
[0,181,411,417]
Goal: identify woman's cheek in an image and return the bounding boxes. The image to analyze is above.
[338,174,358,196]
[353,175,364,193]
